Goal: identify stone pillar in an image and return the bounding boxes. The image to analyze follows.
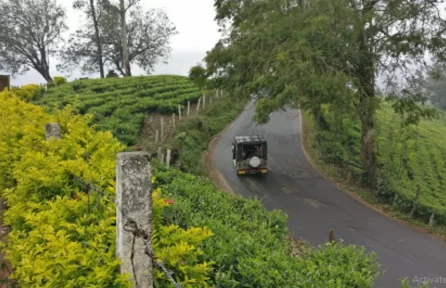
[116,152,153,288]
[45,123,61,140]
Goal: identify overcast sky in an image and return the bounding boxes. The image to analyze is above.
[4,0,221,86]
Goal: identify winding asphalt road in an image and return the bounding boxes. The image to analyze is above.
[212,100,446,287]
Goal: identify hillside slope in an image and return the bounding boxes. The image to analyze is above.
[304,99,446,230]
[34,75,201,145]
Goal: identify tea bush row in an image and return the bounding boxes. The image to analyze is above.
[310,99,446,226]
[33,75,202,146]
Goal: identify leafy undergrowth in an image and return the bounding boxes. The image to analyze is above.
[304,99,446,230]
[33,75,202,146]
[168,94,249,175]
[153,165,382,287]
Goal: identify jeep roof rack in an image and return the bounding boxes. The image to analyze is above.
[234,135,266,144]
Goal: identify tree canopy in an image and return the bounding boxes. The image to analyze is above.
[0,0,67,82]
[59,0,177,77]
[200,0,446,186]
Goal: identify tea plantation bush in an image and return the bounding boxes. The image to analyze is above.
[153,166,382,287]
[309,99,446,226]
[33,75,201,146]
[0,90,214,287]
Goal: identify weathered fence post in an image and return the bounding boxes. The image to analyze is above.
[196,98,201,114]
[187,101,190,116]
[429,212,435,227]
[166,149,171,168]
[155,130,159,144]
[45,123,61,140]
[178,105,182,121]
[160,117,164,142]
[157,147,162,161]
[116,152,153,288]
[203,95,206,110]
[172,113,176,129]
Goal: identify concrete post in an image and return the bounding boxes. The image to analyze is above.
[429,212,435,227]
[178,105,182,121]
[187,101,190,116]
[196,98,201,114]
[166,149,171,168]
[160,117,164,142]
[157,147,162,161]
[116,152,153,288]
[45,123,61,140]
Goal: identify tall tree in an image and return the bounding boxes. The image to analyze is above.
[204,0,445,186]
[72,0,105,78]
[119,0,131,76]
[59,0,176,77]
[0,0,67,82]
[101,2,177,76]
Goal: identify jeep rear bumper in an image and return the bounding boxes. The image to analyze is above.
[237,168,268,175]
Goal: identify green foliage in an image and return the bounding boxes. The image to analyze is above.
[33,75,202,146]
[53,76,67,86]
[171,94,248,175]
[9,84,45,101]
[309,100,446,226]
[152,166,381,287]
[205,0,446,185]
[188,64,208,90]
[106,70,119,78]
[0,89,214,287]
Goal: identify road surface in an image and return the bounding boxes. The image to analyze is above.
[212,100,446,287]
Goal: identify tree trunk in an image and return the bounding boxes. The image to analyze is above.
[90,0,104,78]
[120,0,130,76]
[42,70,53,83]
[357,32,377,188]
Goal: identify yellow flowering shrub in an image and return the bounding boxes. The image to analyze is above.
[9,84,45,101]
[0,89,214,287]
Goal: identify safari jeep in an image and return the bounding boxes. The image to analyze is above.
[231,135,268,175]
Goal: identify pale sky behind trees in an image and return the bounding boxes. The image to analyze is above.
[3,0,221,86]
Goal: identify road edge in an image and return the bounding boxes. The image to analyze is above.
[202,116,237,195]
[298,110,445,240]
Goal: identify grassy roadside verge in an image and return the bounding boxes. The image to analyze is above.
[300,110,446,241]
[168,94,249,175]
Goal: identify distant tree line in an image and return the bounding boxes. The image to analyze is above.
[0,0,177,82]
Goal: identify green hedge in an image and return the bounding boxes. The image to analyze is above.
[33,75,202,146]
